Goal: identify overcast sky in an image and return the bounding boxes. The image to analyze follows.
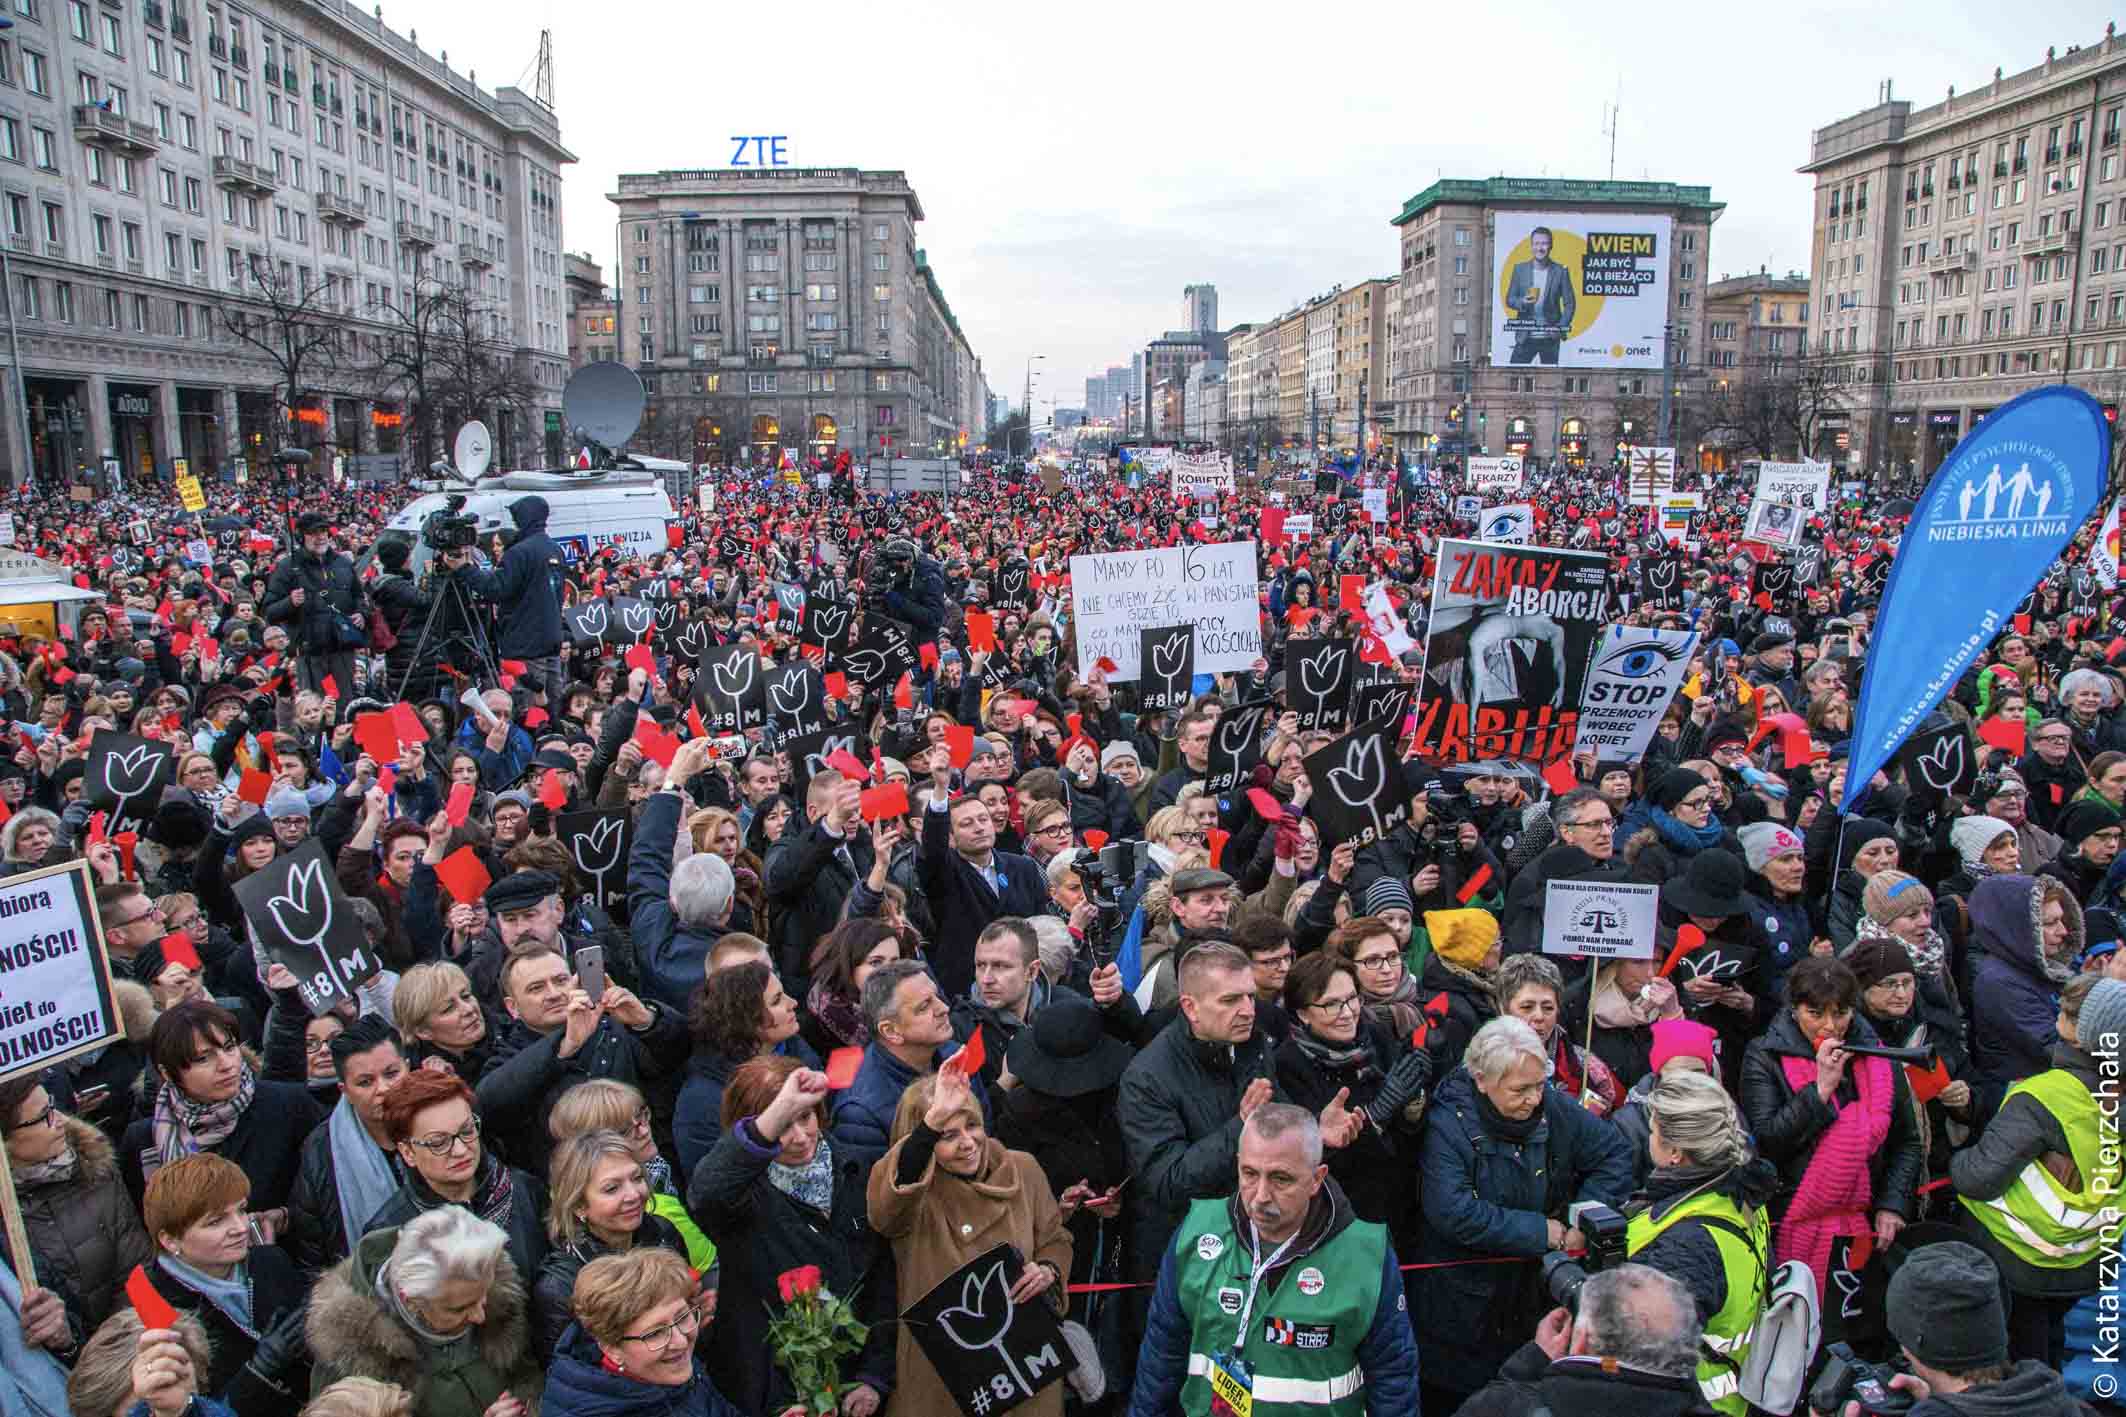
[426,0,2109,420]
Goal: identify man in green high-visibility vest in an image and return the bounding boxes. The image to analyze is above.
[1127,1103,1418,1416]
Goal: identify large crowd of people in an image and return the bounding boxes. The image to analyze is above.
[0,446,2119,1417]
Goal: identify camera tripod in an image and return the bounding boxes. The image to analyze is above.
[393,568,501,703]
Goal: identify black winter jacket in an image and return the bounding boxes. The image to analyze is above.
[0,1117,152,1352]
[1274,1015,1425,1238]
[762,811,872,990]
[120,1078,328,1214]
[687,1119,897,1415]
[129,1241,310,1417]
[362,1154,549,1283]
[285,1108,405,1275]
[263,545,362,653]
[1450,1338,1713,1417]
[1738,1010,1923,1221]
[530,1214,689,1354]
[474,1005,688,1179]
[456,495,565,659]
[1625,1158,1780,1325]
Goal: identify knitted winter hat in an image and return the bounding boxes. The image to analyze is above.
[2079,978,2126,1060]
[1648,768,1708,812]
[1735,821,1803,874]
[1862,870,1933,924]
[1948,815,2016,872]
[1363,875,1415,919]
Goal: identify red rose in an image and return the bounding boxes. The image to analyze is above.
[777,1265,823,1302]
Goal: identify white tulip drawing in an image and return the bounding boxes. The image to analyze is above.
[769,669,810,720]
[577,603,609,638]
[1324,733,1388,843]
[570,815,626,904]
[266,857,335,949]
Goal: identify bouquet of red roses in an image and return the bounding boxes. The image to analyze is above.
[765,1265,871,1417]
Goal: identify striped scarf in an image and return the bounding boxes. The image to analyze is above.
[146,1064,255,1182]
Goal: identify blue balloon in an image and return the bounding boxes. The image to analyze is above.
[1843,385,2112,811]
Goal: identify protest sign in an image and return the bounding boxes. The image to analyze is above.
[1753,459,1832,510]
[1287,638,1355,732]
[1301,718,1411,848]
[1204,700,1274,797]
[1412,539,1611,763]
[558,809,633,924]
[1477,503,1535,545]
[1467,455,1523,495]
[1742,497,1803,548]
[1897,720,1977,802]
[1572,625,1698,763]
[697,643,767,732]
[1845,386,2111,809]
[1169,451,1233,495]
[1283,513,1315,540]
[1624,446,1679,505]
[1067,541,1260,679]
[176,474,206,511]
[0,514,16,547]
[232,841,379,1015]
[765,661,826,737]
[1638,557,1686,611]
[1542,879,1659,960]
[609,596,655,645]
[82,731,177,836]
[0,860,120,1082]
[838,617,921,690]
[1655,493,1702,546]
[903,1244,1076,1417]
[1136,625,1194,714]
[1352,680,1414,734]
[1454,494,1482,520]
[800,598,856,652]
[783,726,868,808]
[564,600,613,648]
[1362,487,1389,521]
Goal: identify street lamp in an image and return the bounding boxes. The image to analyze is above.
[1022,353,1044,457]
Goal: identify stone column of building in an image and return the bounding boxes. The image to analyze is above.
[0,378,28,490]
[840,216,857,357]
[158,380,181,477]
[722,219,741,358]
[218,388,241,470]
[85,373,112,480]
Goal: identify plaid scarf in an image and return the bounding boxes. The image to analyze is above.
[147,1063,255,1182]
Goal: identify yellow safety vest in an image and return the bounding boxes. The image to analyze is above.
[1959,1068,2123,1268]
[1627,1185,1769,1417]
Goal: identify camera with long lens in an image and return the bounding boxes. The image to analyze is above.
[1808,1342,1915,1415]
[1539,1202,1628,1314]
[1070,840,1133,964]
[863,538,916,607]
[1425,788,1471,860]
[422,494,480,553]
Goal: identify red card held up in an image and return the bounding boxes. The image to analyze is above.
[446,781,476,827]
[390,703,426,746]
[624,643,657,675]
[434,845,493,906]
[539,771,570,809]
[858,780,909,821]
[964,611,996,654]
[87,810,107,845]
[944,1027,986,1078]
[1246,786,1284,821]
[524,706,551,730]
[1978,716,2027,758]
[918,642,939,670]
[1905,1059,1954,1105]
[1339,575,1367,613]
[632,718,681,769]
[824,748,869,782]
[824,1047,864,1090]
[127,1266,177,1331]
[501,659,529,676]
[1096,656,1119,674]
[352,711,401,765]
[1542,756,1579,796]
[320,673,339,700]
[159,931,202,973]
[236,768,273,806]
[1082,829,1109,852]
[1455,862,1493,903]
[944,724,975,769]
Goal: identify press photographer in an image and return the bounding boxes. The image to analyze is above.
[1451,1263,1709,1417]
[1806,1241,2093,1417]
[862,535,945,641]
[443,493,565,704]
[263,510,366,695]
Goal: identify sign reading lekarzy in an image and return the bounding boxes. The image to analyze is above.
[1467,456,1523,495]
[1068,540,1261,680]
[1542,878,1659,961]
[0,859,121,1082]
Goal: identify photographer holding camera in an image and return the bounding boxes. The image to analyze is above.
[1807,1241,2094,1417]
[442,494,565,705]
[863,536,945,643]
[1452,1263,1709,1417]
[264,510,365,695]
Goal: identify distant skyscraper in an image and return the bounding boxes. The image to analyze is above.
[1183,284,1219,334]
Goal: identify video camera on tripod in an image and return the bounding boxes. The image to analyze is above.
[422,493,481,554]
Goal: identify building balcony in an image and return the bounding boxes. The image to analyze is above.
[72,105,158,155]
[2026,228,2082,257]
[457,242,492,269]
[1927,249,1976,273]
[314,190,365,225]
[395,220,434,249]
[143,0,163,27]
[211,154,276,193]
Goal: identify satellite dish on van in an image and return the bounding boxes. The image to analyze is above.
[453,420,493,479]
[563,361,645,452]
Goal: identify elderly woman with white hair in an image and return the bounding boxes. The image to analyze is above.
[1621,1071,1779,1416]
[306,1205,542,1417]
[2057,667,2126,758]
[1412,1015,1633,1415]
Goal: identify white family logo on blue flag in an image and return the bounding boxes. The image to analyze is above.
[1844,385,2111,811]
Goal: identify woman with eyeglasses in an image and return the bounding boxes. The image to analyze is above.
[0,1073,152,1360]
[307,1204,542,1417]
[542,1248,769,1417]
[529,1131,695,1355]
[120,1000,327,1221]
[547,1080,715,1273]
[689,1058,893,1417]
[1617,767,1738,887]
[361,1070,547,1285]
[1275,952,1432,1237]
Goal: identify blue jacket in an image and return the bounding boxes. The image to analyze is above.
[628,789,723,1014]
[1413,1065,1633,1396]
[1969,873,2084,1087]
[1744,886,1814,997]
[457,495,565,659]
[541,1324,744,1417]
[1129,1184,1418,1417]
[454,716,533,791]
[673,1035,821,1179]
[828,1037,989,1175]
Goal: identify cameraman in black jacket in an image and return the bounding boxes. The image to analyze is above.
[865,536,945,642]
[263,511,364,695]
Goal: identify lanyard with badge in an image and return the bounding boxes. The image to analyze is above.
[1209,1224,1295,1417]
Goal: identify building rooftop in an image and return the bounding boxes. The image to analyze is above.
[608,168,925,222]
[1391,177,1724,226]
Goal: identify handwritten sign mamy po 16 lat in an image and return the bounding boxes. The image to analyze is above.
[1068,540,1261,681]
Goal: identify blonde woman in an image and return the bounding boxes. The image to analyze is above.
[391,962,494,1086]
[530,1130,693,1354]
[548,1079,714,1271]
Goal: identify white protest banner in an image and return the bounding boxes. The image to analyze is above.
[0,859,121,1082]
[1542,878,1659,960]
[1656,494,1702,546]
[1624,446,1678,505]
[1753,460,1832,511]
[1573,624,1700,763]
[1069,540,1262,680]
[0,513,16,547]
[2094,496,2124,590]
[1170,451,1234,495]
[1468,455,1523,495]
[1284,513,1315,540]
[1362,581,1417,657]
[1361,487,1389,522]
[1477,502,1535,545]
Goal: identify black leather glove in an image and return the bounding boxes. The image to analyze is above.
[1365,1046,1434,1127]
